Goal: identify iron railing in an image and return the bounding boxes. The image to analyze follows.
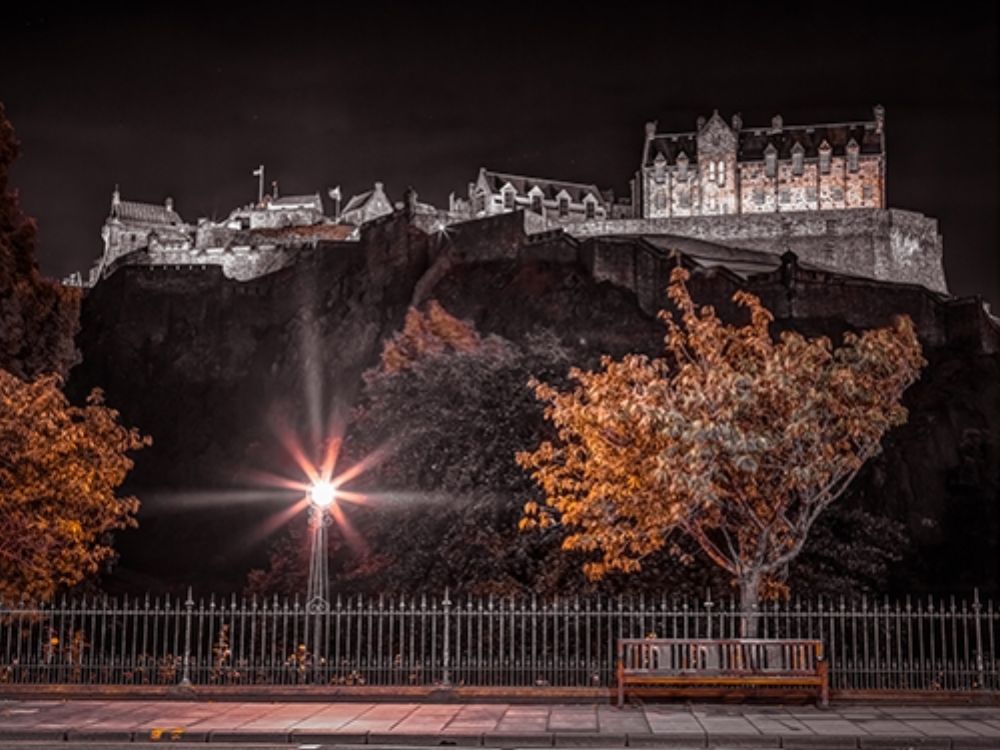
[1,591,997,691]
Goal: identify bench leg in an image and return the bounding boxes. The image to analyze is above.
[616,659,624,708]
[818,659,830,708]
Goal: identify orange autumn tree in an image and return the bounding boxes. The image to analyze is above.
[377,300,483,375]
[518,267,925,634]
[0,371,149,602]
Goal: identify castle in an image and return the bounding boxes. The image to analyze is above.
[66,107,947,294]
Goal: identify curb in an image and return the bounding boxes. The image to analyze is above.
[0,730,996,748]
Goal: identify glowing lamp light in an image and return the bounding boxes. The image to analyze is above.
[309,481,336,508]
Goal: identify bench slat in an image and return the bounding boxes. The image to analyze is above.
[616,638,829,708]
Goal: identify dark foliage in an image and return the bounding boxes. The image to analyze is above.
[0,103,79,379]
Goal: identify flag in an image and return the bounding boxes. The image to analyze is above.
[328,186,341,201]
[252,165,263,177]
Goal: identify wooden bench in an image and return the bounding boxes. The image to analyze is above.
[616,637,829,707]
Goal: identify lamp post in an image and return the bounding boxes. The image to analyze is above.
[304,481,334,683]
[306,481,335,613]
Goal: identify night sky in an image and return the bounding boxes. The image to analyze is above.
[3,4,998,309]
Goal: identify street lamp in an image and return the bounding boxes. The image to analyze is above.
[306,481,335,613]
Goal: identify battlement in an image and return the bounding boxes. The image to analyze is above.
[554,207,946,293]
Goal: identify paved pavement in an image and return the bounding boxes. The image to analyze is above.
[1,699,1000,748]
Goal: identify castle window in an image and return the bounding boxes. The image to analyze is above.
[654,190,667,211]
[678,190,691,209]
[585,201,596,219]
[863,184,873,202]
[791,144,804,176]
[558,197,569,217]
[503,190,515,210]
[753,189,765,206]
[847,140,860,172]
[654,153,666,183]
[531,194,542,214]
[708,161,716,182]
[806,187,818,203]
[819,142,832,174]
[764,144,777,178]
[832,187,845,202]
[716,160,725,186]
[779,189,790,204]
[677,152,689,181]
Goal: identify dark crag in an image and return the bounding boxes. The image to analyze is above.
[68,210,1000,596]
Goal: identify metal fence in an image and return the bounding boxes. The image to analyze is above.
[1,591,997,692]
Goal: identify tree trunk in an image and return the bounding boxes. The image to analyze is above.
[738,572,761,638]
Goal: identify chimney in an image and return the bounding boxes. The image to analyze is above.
[731,113,743,131]
[696,115,706,130]
[404,186,418,216]
[770,114,783,132]
[873,104,885,134]
[644,121,657,140]
[165,196,174,212]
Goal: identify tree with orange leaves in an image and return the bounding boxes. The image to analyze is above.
[518,267,925,634]
[0,370,149,603]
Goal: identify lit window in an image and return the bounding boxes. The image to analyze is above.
[717,160,725,186]
[753,189,765,206]
[585,201,596,219]
[708,161,716,182]
[558,197,569,217]
[862,184,873,202]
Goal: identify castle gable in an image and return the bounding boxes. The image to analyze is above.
[114,200,185,226]
[696,111,737,156]
[481,169,605,204]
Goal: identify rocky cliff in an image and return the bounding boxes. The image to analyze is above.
[68,210,999,594]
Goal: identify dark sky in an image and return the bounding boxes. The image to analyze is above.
[3,3,998,309]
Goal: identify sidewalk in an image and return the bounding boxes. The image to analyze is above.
[2,699,1000,748]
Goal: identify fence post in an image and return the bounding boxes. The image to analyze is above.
[441,586,451,688]
[441,588,451,688]
[705,589,714,640]
[179,587,194,687]
[973,588,985,690]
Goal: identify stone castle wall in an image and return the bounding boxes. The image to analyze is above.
[558,208,946,293]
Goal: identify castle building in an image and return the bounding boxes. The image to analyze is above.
[101,187,192,269]
[637,107,885,218]
[340,181,394,226]
[465,168,614,223]
[65,106,946,296]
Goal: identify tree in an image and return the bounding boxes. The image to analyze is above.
[248,302,582,596]
[0,368,149,603]
[518,267,925,633]
[339,305,575,594]
[0,103,80,380]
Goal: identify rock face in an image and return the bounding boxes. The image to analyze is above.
[68,210,999,594]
